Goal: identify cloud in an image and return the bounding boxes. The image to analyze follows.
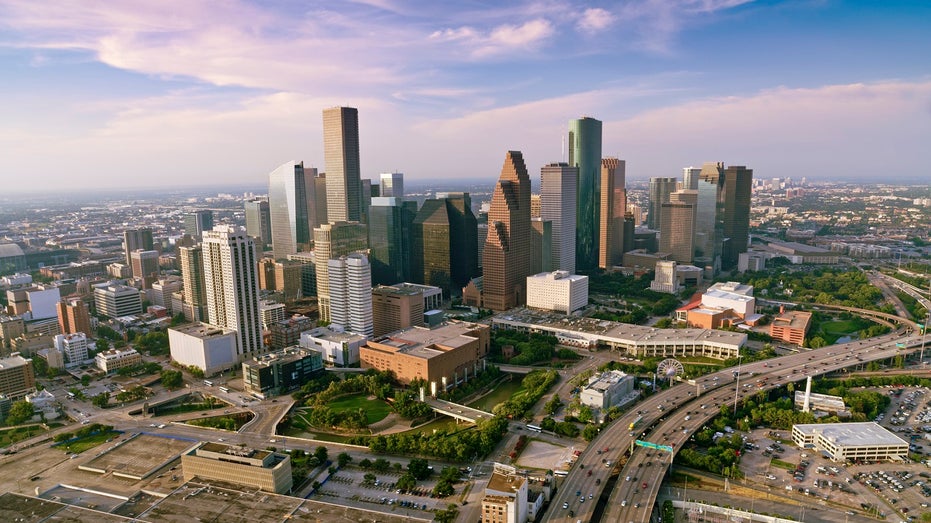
[576,7,615,32]
[431,18,556,58]
[616,0,753,53]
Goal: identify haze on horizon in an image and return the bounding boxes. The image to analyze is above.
[1,0,930,193]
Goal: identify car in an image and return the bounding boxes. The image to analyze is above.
[626,476,631,481]
[589,493,593,499]
[642,482,648,489]
[635,502,641,508]
[621,500,627,507]
[579,497,585,503]
[563,502,569,509]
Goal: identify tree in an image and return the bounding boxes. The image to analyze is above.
[6,400,35,425]
[408,458,431,480]
[359,458,372,469]
[80,375,91,386]
[432,478,454,497]
[92,392,110,409]
[337,452,352,468]
[161,369,183,389]
[314,445,328,464]
[434,504,459,523]
[396,472,417,492]
[363,472,377,484]
[582,424,600,441]
[372,457,391,472]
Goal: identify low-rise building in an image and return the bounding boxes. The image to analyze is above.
[95,347,142,374]
[54,332,91,368]
[770,310,812,346]
[181,441,292,494]
[0,354,36,400]
[268,315,314,350]
[791,422,908,462]
[525,271,588,314]
[243,346,324,399]
[168,323,238,376]
[580,370,635,410]
[299,326,366,367]
[481,463,528,523]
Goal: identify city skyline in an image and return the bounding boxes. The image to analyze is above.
[1,1,930,193]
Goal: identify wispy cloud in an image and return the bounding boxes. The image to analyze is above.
[576,7,615,32]
[430,18,556,58]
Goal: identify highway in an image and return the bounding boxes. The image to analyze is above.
[544,329,930,523]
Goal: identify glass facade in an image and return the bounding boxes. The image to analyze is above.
[568,117,602,271]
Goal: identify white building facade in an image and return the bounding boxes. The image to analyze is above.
[95,347,142,373]
[203,225,263,358]
[299,326,367,367]
[54,333,91,367]
[540,163,577,274]
[525,271,588,313]
[168,323,238,376]
[327,253,373,338]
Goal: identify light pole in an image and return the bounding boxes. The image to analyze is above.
[733,354,743,416]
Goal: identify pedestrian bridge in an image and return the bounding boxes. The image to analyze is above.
[423,398,493,423]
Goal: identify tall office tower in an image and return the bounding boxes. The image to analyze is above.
[244,198,272,250]
[683,166,701,190]
[647,177,677,231]
[627,203,644,226]
[179,245,207,321]
[568,116,602,271]
[130,249,160,288]
[411,195,478,295]
[599,158,626,269]
[482,151,532,311]
[540,162,578,273]
[123,228,153,267]
[314,173,328,228]
[530,194,541,218]
[268,160,316,260]
[360,179,372,221]
[370,182,381,198]
[721,165,753,270]
[380,172,403,198]
[202,226,263,357]
[530,218,552,274]
[368,197,417,286]
[184,210,214,238]
[327,254,373,338]
[323,106,362,222]
[313,221,368,322]
[695,162,726,274]
[660,192,697,263]
[56,298,90,335]
[623,213,635,253]
[476,223,488,269]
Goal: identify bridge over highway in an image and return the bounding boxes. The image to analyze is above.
[423,397,493,423]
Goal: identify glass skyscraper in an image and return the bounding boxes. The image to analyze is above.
[268,161,315,260]
[568,117,602,271]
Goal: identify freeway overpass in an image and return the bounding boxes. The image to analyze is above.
[423,397,493,423]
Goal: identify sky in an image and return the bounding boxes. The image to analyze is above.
[1,0,930,193]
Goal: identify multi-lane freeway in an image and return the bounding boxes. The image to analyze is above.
[545,329,930,523]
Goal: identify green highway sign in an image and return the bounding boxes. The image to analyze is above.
[635,440,674,453]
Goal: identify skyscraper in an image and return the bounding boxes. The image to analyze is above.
[379,172,403,198]
[327,253,373,338]
[56,298,91,336]
[123,228,153,267]
[648,177,677,231]
[694,163,753,273]
[367,197,417,286]
[179,245,207,322]
[268,160,315,260]
[721,165,753,270]
[540,162,577,273]
[323,106,361,222]
[660,191,696,264]
[568,116,602,271]
[482,151,532,311]
[314,173,328,228]
[184,210,214,238]
[313,221,368,322]
[202,226,263,358]
[683,166,701,190]
[695,162,725,273]
[130,249,160,288]
[411,195,478,295]
[244,198,272,250]
[530,218,552,274]
[599,158,626,269]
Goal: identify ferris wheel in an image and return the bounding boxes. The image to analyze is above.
[656,358,685,381]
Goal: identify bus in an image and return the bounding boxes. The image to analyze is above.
[204,380,213,387]
[629,415,643,431]
[553,470,568,477]
[526,424,542,433]
[218,386,229,393]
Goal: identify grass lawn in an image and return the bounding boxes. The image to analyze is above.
[770,458,795,470]
[59,431,120,454]
[328,394,391,425]
[820,320,861,336]
[0,425,47,447]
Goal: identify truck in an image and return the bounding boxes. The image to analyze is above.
[629,415,643,431]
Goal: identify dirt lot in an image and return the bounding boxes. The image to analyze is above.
[516,439,574,472]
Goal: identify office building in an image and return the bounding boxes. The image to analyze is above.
[580,370,635,410]
[791,422,908,462]
[7,285,61,320]
[182,442,292,494]
[93,283,143,318]
[482,151,532,311]
[150,277,182,315]
[647,176,677,231]
[0,316,25,350]
[268,160,316,259]
[530,219,552,275]
[481,463,529,523]
[54,332,90,367]
[683,166,701,190]
[245,198,272,249]
[95,347,142,374]
[123,229,154,268]
[599,157,626,269]
[540,162,577,273]
[360,178,373,221]
[243,346,324,399]
[56,298,90,336]
[649,260,704,294]
[694,162,725,273]
[368,197,417,285]
[360,320,490,388]
[258,258,305,301]
[268,315,314,351]
[327,254,373,338]
[313,221,368,322]
[168,322,238,376]
[530,194,541,218]
[313,173,328,228]
[694,162,753,273]
[568,116,602,271]
[372,284,425,337]
[184,210,214,238]
[721,165,753,270]
[300,326,366,367]
[203,225,263,358]
[379,172,403,198]
[323,106,362,222]
[770,310,812,346]
[259,301,287,331]
[411,194,478,294]
[130,249,160,288]
[179,245,207,322]
[525,271,588,314]
[0,354,36,400]
[660,192,696,264]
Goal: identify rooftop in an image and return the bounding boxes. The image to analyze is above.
[773,310,813,330]
[486,471,526,494]
[794,422,908,448]
[370,321,485,359]
[170,322,235,338]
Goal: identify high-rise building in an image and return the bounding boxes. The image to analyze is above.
[379,172,403,198]
[411,194,478,295]
[599,158,626,269]
[244,198,272,250]
[184,210,214,238]
[660,191,696,264]
[179,245,207,322]
[721,165,753,270]
[123,228,153,267]
[530,194,541,218]
[202,226,263,358]
[695,162,725,273]
[371,284,426,337]
[268,160,316,260]
[314,173,328,228]
[323,106,361,222]
[93,283,143,318]
[568,116,602,271]
[151,276,182,314]
[313,221,368,322]
[130,249,160,287]
[360,179,373,222]
[368,197,417,286]
[327,254,373,338]
[54,332,89,367]
[540,162,577,273]
[530,218,552,274]
[0,354,36,400]
[693,163,752,273]
[482,151,532,311]
[648,177,677,231]
[56,298,91,336]
[683,166,701,190]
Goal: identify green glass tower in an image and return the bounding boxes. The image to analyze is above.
[569,116,602,271]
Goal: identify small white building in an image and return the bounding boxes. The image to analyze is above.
[95,347,143,374]
[168,322,238,376]
[299,326,366,367]
[580,370,635,410]
[54,332,92,368]
[791,422,908,462]
[701,281,756,319]
[525,271,588,314]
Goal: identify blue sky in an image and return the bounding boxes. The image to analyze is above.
[1,0,929,192]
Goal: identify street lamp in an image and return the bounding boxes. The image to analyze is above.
[733,354,743,416]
